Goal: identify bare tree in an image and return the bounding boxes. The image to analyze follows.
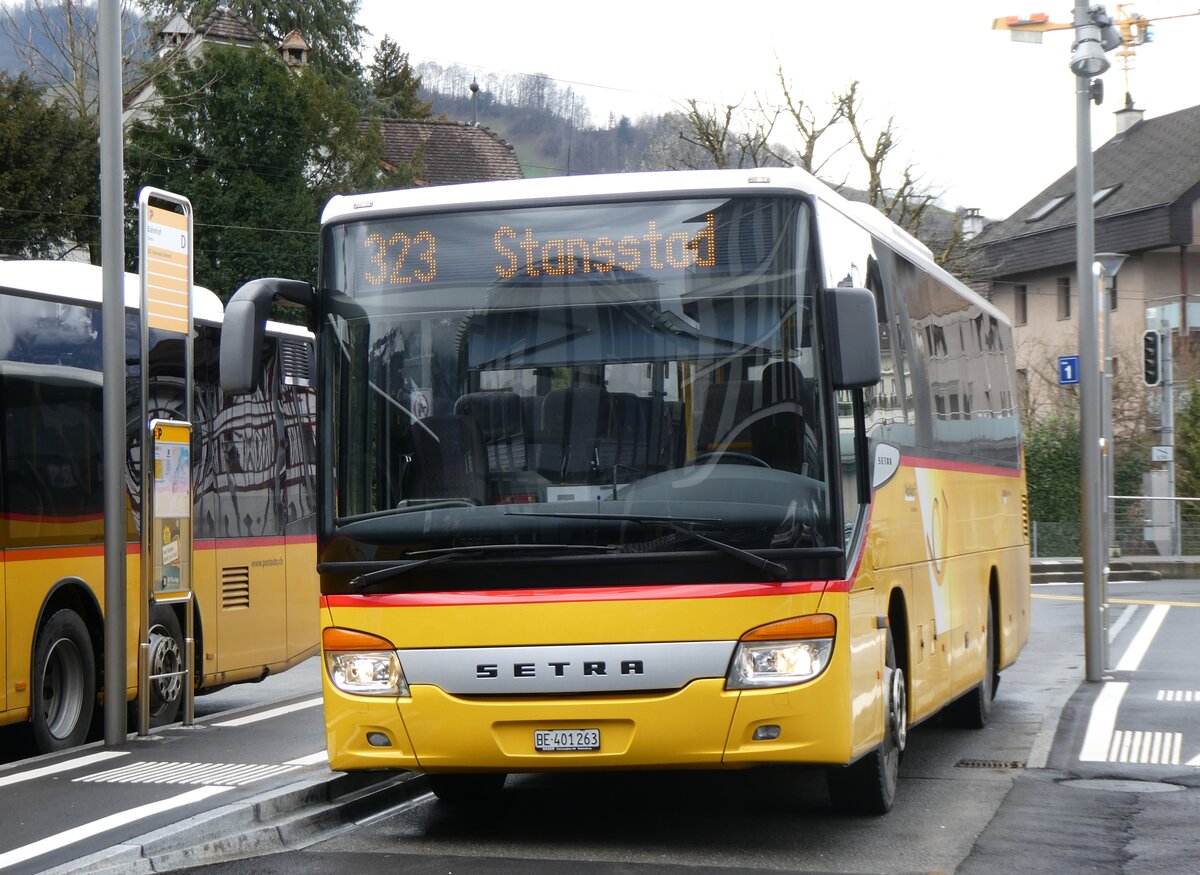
[673,98,782,169]
[0,0,151,120]
[774,65,847,176]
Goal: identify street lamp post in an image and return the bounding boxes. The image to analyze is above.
[1071,3,1122,683]
[1096,251,1127,672]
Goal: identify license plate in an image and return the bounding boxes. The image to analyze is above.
[534,728,600,752]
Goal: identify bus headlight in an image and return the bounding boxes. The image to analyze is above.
[323,628,408,696]
[726,614,835,690]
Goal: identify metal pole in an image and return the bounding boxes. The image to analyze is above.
[99,0,127,745]
[1102,268,1113,560]
[1163,326,1178,554]
[1074,1,1106,683]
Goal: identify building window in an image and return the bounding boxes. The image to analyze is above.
[1028,194,1071,222]
[1057,277,1071,320]
[1109,273,1118,311]
[1015,284,1027,325]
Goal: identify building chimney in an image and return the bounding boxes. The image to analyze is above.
[962,208,983,240]
[1115,91,1144,136]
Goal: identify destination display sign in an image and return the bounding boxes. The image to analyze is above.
[351,201,729,291]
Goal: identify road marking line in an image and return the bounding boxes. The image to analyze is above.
[0,785,229,869]
[1116,603,1169,672]
[212,696,322,727]
[0,751,129,788]
[1080,681,1127,762]
[284,751,329,766]
[1108,730,1181,765]
[75,760,301,787]
[1107,604,1139,642]
[1157,690,1200,702]
[1033,594,1199,608]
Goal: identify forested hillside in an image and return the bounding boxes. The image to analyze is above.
[414,62,689,177]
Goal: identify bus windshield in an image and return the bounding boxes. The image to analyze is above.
[321,195,837,571]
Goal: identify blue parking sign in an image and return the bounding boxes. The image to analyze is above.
[1058,355,1080,385]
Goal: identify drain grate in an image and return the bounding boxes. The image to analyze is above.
[955,758,1025,769]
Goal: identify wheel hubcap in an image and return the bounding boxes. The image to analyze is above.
[42,637,83,739]
[887,666,908,752]
[149,625,183,708]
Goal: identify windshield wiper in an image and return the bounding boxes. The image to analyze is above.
[506,511,789,581]
[336,499,477,527]
[346,543,617,591]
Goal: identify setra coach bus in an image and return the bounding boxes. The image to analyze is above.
[220,168,1030,814]
[0,260,318,753]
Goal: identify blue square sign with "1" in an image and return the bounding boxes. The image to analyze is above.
[1058,355,1080,385]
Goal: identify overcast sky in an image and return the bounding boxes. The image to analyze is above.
[357,0,1200,220]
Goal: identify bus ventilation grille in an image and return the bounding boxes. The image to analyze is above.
[1021,492,1029,541]
[222,566,251,609]
[280,339,313,387]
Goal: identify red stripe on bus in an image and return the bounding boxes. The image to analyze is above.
[194,535,315,551]
[323,578,843,609]
[901,455,1023,478]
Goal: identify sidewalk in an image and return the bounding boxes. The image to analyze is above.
[0,677,422,875]
[1032,556,1200,580]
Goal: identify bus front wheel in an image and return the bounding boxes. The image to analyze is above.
[31,609,97,753]
[147,605,185,726]
[428,773,507,803]
[827,629,906,815]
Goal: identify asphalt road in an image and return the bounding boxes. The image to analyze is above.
[8,579,1200,874]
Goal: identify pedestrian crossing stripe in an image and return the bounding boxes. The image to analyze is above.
[1106,730,1182,765]
[73,760,300,786]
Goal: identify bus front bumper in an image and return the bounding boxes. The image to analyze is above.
[323,674,851,773]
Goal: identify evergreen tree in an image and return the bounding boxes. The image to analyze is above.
[125,44,408,299]
[369,36,432,119]
[0,73,97,260]
[141,0,365,82]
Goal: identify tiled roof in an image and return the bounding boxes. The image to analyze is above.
[971,103,1200,279]
[371,119,524,186]
[195,8,259,45]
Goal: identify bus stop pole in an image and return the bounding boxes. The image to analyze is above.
[99,0,128,745]
[1073,1,1106,683]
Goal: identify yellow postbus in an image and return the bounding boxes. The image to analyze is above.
[221,168,1030,814]
[0,260,319,753]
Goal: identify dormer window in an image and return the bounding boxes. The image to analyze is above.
[1027,193,1071,222]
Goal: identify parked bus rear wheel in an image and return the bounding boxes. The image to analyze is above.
[950,596,997,729]
[428,773,507,803]
[31,609,96,753]
[147,605,184,726]
[827,629,906,815]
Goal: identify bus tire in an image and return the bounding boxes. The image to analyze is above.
[31,609,96,753]
[827,630,906,816]
[428,773,507,803]
[147,605,185,726]
[950,597,997,729]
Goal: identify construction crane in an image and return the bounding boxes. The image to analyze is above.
[993,5,1200,97]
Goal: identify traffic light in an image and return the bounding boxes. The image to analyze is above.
[1143,330,1161,386]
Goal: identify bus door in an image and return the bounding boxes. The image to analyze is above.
[276,336,318,659]
[0,552,6,714]
[210,350,287,672]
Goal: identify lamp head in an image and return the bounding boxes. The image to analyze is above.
[1070,24,1111,77]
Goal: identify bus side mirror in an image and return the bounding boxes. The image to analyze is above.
[824,287,882,390]
[220,278,314,395]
